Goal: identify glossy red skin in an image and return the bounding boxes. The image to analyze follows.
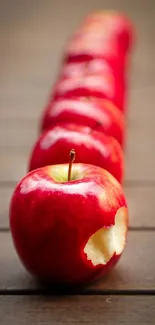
[41,98,125,147]
[64,35,125,73]
[60,58,113,79]
[76,11,134,54]
[63,11,134,78]
[29,124,124,183]
[52,73,125,111]
[59,58,126,112]
[10,164,128,285]
[67,31,125,64]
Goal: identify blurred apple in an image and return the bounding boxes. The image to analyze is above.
[29,123,124,183]
[41,97,125,147]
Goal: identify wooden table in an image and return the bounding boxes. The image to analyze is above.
[0,0,155,324]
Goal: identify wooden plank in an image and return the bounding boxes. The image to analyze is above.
[0,231,154,292]
[1,185,154,229]
[124,186,155,229]
[0,295,155,325]
[125,123,155,181]
[0,186,13,229]
[0,121,38,151]
[129,87,155,124]
[0,96,47,120]
[0,152,28,183]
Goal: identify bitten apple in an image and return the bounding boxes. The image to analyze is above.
[41,97,125,147]
[29,123,124,183]
[10,159,128,285]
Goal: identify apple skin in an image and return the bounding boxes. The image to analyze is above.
[65,32,124,66]
[76,10,134,55]
[62,11,134,79]
[60,58,113,79]
[52,73,125,111]
[59,59,126,112]
[29,123,124,183]
[40,98,125,147]
[9,163,128,285]
[63,34,125,73]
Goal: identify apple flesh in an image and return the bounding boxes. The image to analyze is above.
[41,97,125,147]
[9,163,128,285]
[29,123,124,183]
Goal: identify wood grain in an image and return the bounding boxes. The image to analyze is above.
[1,185,154,229]
[0,231,154,292]
[0,295,155,325]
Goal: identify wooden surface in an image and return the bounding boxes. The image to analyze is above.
[0,0,155,324]
[0,296,155,325]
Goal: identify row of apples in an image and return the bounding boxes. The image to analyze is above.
[9,10,135,286]
[28,10,134,183]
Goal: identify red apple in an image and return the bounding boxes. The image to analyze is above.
[41,97,125,147]
[78,10,134,54]
[68,29,122,61]
[29,123,124,183]
[52,72,125,111]
[53,73,114,99]
[60,58,113,79]
[63,34,125,72]
[59,58,126,111]
[70,31,116,49]
[10,160,128,285]
[63,11,134,74]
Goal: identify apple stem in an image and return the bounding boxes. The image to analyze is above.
[68,149,76,181]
